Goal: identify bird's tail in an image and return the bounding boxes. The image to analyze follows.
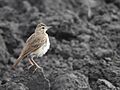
[12,55,24,70]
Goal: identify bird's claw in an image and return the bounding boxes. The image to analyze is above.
[28,65,43,73]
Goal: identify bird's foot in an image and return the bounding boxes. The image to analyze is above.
[28,64,43,73]
[28,64,33,70]
[33,66,44,73]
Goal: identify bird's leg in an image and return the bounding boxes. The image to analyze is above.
[31,59,41,68]
[31,59,43,73]
[28,55,35,70]
[29,55,43,73]
[29,59,34,65]
[28,59,34,70]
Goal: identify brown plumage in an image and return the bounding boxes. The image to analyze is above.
[12,23,50,71]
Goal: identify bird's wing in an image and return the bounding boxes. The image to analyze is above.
[19,33,47,58]
[26,33,35,43]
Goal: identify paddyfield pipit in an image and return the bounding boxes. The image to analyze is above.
[12,23,50,72]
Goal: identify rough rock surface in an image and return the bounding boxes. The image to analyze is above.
[50,71,91,90]
[0,67,50,90]
[0,0,120,90]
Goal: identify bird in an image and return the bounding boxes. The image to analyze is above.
[12,23,51,72]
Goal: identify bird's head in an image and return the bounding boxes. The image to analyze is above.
[35,23,51,33]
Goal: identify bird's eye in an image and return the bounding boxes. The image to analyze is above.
[42,27,45,29]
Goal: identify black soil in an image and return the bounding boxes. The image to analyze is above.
[0,0,120,90]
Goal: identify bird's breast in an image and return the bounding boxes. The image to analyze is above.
[32,37,50,57]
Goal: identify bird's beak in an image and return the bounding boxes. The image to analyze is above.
[46,26,51,30]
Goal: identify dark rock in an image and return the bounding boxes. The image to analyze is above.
[0,0,120,90]
[96,79,116,90]
[0,35,10,64]
[0,34,6,49]
[0,22,23,58]
[94,48,113,59]
[0,47,10,64]
[0,67,50,90]
[78,34,91,42]
[51,71,91,90]
[16,68,50,90]
[1,82,29,90]
[102,66,120,87]
[114,0,120,8]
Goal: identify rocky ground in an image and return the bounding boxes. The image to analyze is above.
[0,0,120,90]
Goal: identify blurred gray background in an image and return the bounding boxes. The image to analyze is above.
[0,0,120,90]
